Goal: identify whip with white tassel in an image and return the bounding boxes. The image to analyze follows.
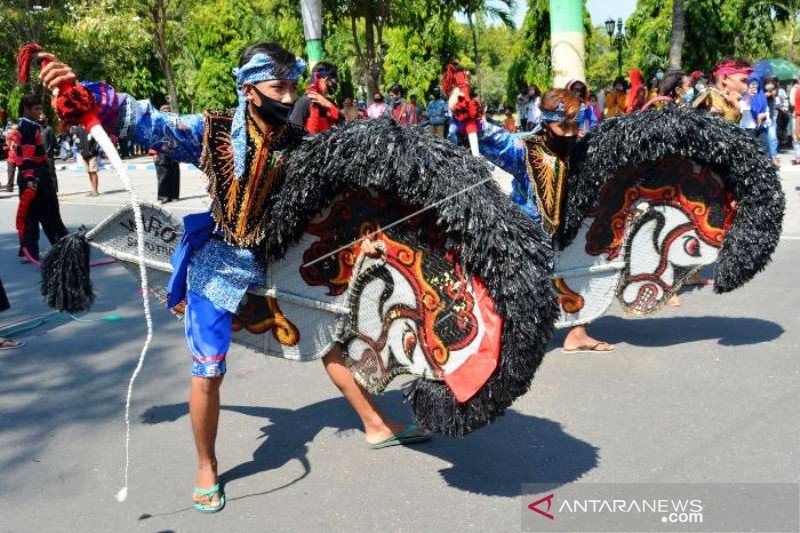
[87,126,154,502]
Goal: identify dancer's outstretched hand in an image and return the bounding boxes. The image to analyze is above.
[447,87,463,111]
[38,53,77,92]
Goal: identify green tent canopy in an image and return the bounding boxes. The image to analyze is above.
[754,58,800,81]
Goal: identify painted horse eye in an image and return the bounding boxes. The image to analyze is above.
[683,236,701,257]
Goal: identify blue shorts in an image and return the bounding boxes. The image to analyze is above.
[185,290,233,378]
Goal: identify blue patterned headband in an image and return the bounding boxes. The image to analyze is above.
[231,53,307,179]
[540,102,580,123]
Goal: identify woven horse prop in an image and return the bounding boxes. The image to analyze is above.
[57,118,556,437]
[47,111,782,437]
[549,107,783,327]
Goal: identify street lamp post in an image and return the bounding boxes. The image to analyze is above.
[605,17,626,78]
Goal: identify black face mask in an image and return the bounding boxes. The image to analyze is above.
[544,128,577,157]
[251,86,294,127]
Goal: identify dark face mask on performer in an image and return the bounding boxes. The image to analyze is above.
[250,85,294,127]
[542,123,577,157]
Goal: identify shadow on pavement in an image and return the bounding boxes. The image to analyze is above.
[552,315,783,348]
[0,268,164,483]
[141,392,598,499]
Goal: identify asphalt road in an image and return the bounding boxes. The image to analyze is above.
[0,160,798,532]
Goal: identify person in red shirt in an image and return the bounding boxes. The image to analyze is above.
[626,69,646,113]
[7,93,67,261]
[288,61,342,134]
[385,84,418,125]
[793,73,800,165]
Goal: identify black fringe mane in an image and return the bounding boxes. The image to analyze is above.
[272,117,558,436]
[558,106,785,293]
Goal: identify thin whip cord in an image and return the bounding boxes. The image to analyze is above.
[90,126,153,503]
[95,122,494,500]
[302,173,495,269]
[21,246,116,268]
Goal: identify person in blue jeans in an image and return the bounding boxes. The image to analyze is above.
[764,77,781,167]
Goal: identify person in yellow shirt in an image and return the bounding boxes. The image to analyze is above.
[604,76,628,117]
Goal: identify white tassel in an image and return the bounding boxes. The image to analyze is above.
[91,125,154,503]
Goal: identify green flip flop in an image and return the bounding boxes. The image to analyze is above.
[369,424,432,450]
[193,483,225,513]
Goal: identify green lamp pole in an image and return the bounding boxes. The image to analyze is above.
[301,0,323,68]
[549,0,586,86]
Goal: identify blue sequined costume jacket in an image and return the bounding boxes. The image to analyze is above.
[449,118,542,224]
[85,82,291,313]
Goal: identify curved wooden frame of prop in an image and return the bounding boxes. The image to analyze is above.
[18,44,153,503]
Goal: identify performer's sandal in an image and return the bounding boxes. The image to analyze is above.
[560,342,615,355]
[0,339,25,350]
[193,483,225,513]
[369,424,432,449]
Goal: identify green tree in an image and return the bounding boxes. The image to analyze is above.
[382,26,441,101]
[57,2,162,98]
[669,0,685,69]
[505,0,552,101]
[177,0,303,111]
[770,0,800,61]
[0,2,67,112]
[627,0,778,77]
[625,0,672,76]
[505,0,590,102]
[120,0,188,112]
[455,0,515,99]
[585,24,617,90]
[324,0,391,97]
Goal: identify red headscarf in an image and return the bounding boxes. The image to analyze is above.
[712,60,753,82]
[626,69,645,114]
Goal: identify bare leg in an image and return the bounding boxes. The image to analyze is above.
[89,172,99,194]
[190,376,223,505]
[562,325,614,352]
[322,346,426,444]
[685,273,713,287]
